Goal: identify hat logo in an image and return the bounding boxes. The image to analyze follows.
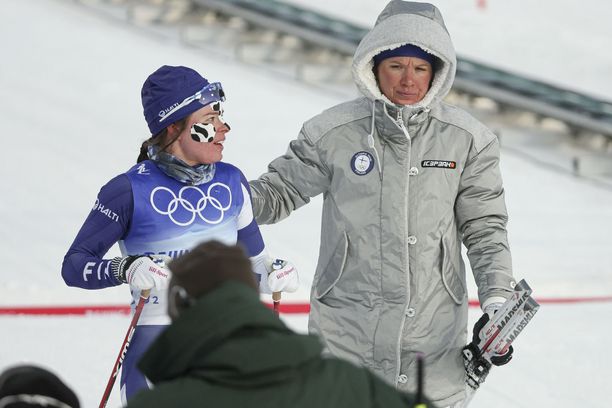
[158,102,180,119]
[351,151,375,176]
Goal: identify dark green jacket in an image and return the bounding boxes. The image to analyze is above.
[127,282,432,408]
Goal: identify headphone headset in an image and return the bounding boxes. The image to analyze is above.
[168,285,196,318]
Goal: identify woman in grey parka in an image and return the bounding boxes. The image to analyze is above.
[249,1,516,406]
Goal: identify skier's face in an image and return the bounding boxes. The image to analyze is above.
[376,56,433,105]
[170,103,230,165]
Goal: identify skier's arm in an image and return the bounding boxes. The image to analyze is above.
[236,175,271,286]
[249,126,331,225]
[61,175,133,289]
[455,136,514,304]
[236,175,265,258]
[237,175,298,293]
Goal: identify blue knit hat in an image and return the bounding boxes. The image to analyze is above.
[373,43,435,67]
[141,65,223,136]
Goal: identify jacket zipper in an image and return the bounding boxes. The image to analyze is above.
[394,108,412,384]
[368,101,383,180]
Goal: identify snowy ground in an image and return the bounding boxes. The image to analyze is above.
[3,303,612,408]
[0,0,611,407]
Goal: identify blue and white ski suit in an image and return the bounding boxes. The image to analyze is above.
[62,160,266,402]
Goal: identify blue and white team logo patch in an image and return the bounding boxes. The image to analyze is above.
[350,151,375,176]
[137,163,150,175]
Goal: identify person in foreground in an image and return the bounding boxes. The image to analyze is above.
[126,240,435,408]
[249,1,516,406]
[61,65,298,403]
[0,365,80,408]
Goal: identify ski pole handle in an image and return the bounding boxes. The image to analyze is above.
[272,291,281,315]
[99,289,151,408]
[414,352,427,408]
[138,289,152,307]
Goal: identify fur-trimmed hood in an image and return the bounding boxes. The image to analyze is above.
[351,1,456,111]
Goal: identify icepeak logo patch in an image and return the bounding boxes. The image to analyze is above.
[421,160,456,169]
[351,151,375,175]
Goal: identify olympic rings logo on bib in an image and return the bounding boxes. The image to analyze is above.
[150,183,232,226]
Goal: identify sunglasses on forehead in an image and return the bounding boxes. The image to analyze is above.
[159,82,226,123]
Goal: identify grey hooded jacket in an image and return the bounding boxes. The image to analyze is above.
[249,1,515,406]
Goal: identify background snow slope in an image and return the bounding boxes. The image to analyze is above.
[287,0,612,100]
[0,0,610,407]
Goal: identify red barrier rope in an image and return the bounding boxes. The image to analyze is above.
[1,296,611,316]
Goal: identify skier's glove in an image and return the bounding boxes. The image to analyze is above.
[469,307,514,366]
[111,255,171,290]
[259,258,299,294]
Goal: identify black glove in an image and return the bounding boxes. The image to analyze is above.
[110,255,144,284]
[470,312,514,366]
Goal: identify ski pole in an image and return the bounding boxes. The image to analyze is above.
[272,291,281,315]
[415,352,427,408]
[99,289,151,408]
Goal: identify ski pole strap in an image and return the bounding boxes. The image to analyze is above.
[463,279,540,392]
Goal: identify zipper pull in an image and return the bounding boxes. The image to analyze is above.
[396,109,404,128]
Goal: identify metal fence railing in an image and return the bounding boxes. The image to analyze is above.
[192,0,612,138]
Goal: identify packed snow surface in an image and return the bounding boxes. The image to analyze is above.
[1,0,610,407]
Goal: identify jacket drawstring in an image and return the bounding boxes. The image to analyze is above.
[367,103,431,179]
[410,107,431,122]
[367,100,383,179]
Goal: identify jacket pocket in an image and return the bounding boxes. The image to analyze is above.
[314,232,349,300]
[440,237,466,305]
